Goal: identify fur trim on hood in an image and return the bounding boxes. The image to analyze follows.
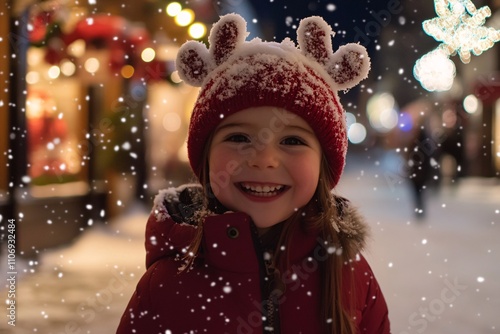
[146,184,370,267]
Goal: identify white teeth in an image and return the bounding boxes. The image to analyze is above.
[241,183,284,193]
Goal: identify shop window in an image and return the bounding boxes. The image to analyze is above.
[25,46,87,193]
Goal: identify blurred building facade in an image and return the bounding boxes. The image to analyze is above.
[0,0,222,256]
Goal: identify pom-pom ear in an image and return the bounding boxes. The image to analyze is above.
[176,41,213,87]
[327,43,370,91]
[297,16,334,65]
[209,13,247,66]
[297,16,370,91]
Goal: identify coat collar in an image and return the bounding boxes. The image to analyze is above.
[145,184,369,271]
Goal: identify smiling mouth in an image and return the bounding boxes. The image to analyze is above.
[238,182,288,197]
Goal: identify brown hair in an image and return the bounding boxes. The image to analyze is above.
[185,144,357,334]
[309,157,357,333]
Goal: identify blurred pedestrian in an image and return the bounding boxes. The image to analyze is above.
[406,125,440,219]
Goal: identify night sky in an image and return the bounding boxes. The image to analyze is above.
[228,0,441,106]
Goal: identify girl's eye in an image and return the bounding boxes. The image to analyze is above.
[225,134,250,143]
[281,137,305,146]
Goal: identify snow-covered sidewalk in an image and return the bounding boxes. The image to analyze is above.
[337,159,500,334]
[1,155,499,333]
[0,206,149,334]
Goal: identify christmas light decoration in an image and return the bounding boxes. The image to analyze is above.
[414,0,500,91]
[422,0,500,64]
[414,48,456,91]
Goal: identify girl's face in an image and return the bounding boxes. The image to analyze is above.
[209,107,322,231]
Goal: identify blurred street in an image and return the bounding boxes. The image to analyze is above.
[1,152,499,334]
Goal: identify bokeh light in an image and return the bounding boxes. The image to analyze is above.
[348,123,367,144]
[141,48,156,62]
[188,22,207,39]
[60,60,76,76]
[175,9,194,27]
[463,94,480,114]
[47,65,61,79]
[367,93,399,133]
[67,39,86,58]
[26,71,40,84]
[27,48,44,66]
[170,71,182,84]
[84,57,100,73]
[121,65,135,79]
[398,112,414,132]
[345,112,357,128]
[166,2,182,17]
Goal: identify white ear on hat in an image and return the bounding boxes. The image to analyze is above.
[297,16,370,91]
[176,13,247,87]
[176,13,370,91]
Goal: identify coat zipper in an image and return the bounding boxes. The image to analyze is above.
[251,225,282,333]
[263,256,281,333]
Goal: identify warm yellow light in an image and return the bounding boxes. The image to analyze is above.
[27,48,44,67]
[188,22,207,39]
[67,39,86,58]
[26,71,40,84]
[84,57,100,73]
[48,65,61,79]
[170,70,182,84]
[367,93,398,132]
[26,96,45,118]
[141,47,156,62]
[121,65,135,79]
[166,2,182,17]
[175,9,194,27]
[60,60,76,76]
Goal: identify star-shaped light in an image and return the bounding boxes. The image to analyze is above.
[422,0,500,63]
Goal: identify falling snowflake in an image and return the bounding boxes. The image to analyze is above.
[422,0,500,63]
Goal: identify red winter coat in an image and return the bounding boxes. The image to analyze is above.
[117,185,390,333]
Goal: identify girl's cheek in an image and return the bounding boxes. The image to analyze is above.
[208,150,243,196]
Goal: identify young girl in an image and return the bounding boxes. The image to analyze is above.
[117,13,390,334]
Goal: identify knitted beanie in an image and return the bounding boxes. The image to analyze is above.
[176,13,370,188]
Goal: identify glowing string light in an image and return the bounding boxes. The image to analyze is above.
[414,48,456,92]
[422,0,500,64]
[414,0,500,92]
[422,0,500,63]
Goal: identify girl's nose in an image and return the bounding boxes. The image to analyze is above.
[248,145,279,169]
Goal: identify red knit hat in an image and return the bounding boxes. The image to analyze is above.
[176,13,370,188]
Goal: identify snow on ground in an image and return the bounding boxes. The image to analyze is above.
[0,207,149,334]
[1,153,499,333]
[337,153,500,334]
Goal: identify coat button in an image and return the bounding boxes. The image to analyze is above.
[227,226,239,239]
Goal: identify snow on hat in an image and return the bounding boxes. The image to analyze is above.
[176,13,370,188]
